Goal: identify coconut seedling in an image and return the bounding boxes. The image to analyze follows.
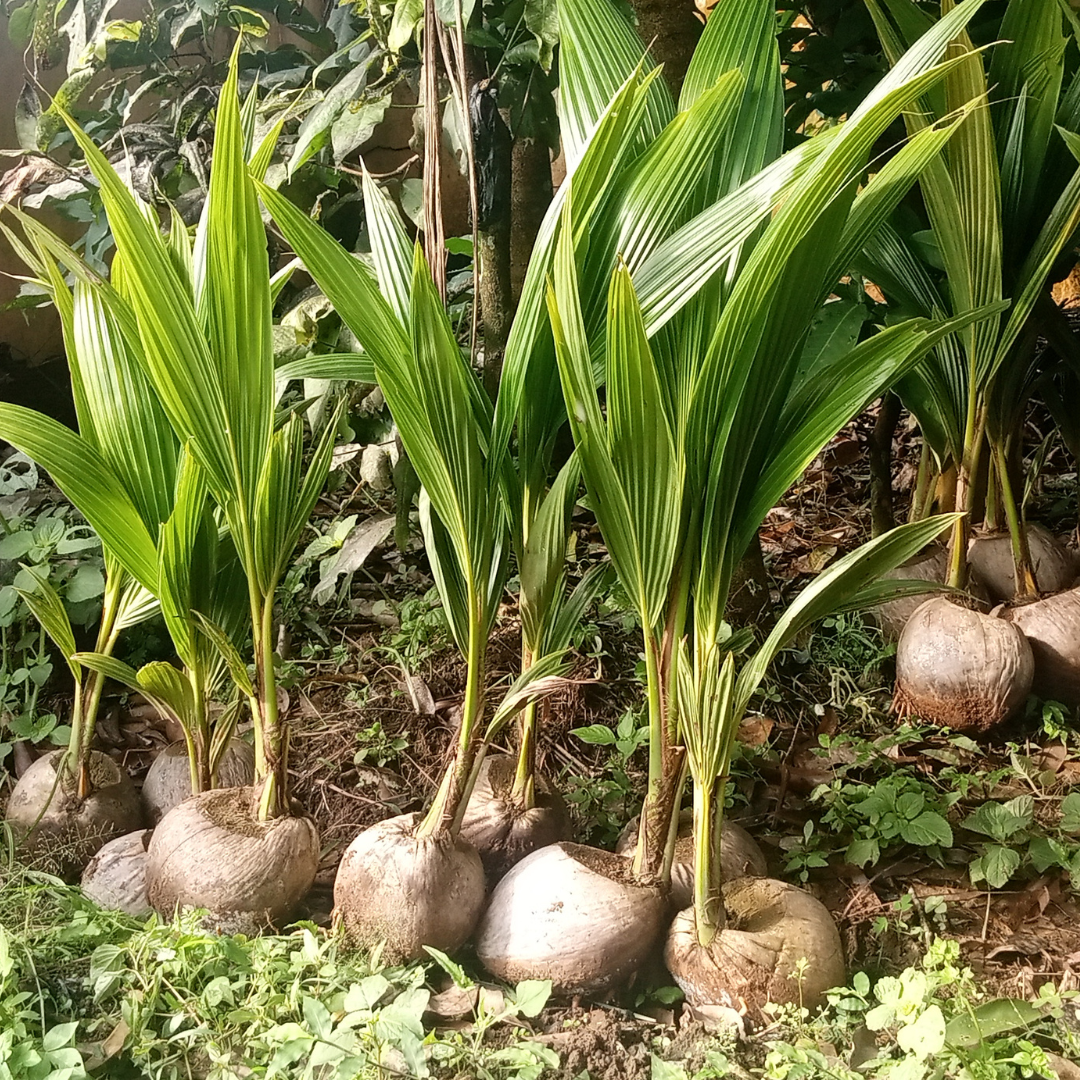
[475,0,996,999]
[8,210,258,822]
[29,49,339,929]
[862,0,1080,727]
[480,0,797,952]
[79,445,255,825]
[456,451,599,879]
[663,524,966,1015]
[45,214,259,820]
[259,54,697,904]
[355,171,606,879]
[261,132,614,953]
[0,219,175,879]
[258,228,571,958]
[327,241,507,961]
[268,0,787,901]
[1,184,263,855]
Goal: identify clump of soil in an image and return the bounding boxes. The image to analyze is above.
[543,1008,654,1080]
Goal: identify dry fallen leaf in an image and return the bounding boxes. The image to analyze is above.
[425,984,478,1021]
[1036,742,1068,774]
[737,715,774,747]
[101,1019,130,1059]
[986,933,1046,962]
[1046,1053,1080,1080]
[686,1002,746,1035]
[331,442,362,469]
[404,672,437,716]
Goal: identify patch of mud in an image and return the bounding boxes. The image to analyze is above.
[540,1008,655,1080]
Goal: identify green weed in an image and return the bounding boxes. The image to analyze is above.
[563,707,649,846]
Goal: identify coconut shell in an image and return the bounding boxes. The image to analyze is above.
[894,596,1033,734]
[968,525,1076,602]
[458,756,570,880]
[146,786,318,933]
[664,877,845,1014]
[615,811,767,911]
[476,842,667,996]
[4,750,143,881]
[873,545,950,642]
[142,739,256,825]
[81,829,153,917]
[334,812,486,963]
[871,545,991,642]
[1006,587,1080,706]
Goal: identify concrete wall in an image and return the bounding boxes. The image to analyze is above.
[0,17,67,377]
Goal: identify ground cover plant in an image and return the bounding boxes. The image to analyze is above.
[6,0,1080,1077]
[0,453,106,763]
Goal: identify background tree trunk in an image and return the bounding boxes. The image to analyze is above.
[470,80,513,399]
[627,0,703,98]
[869,392,900,537]
[510,137,553,308]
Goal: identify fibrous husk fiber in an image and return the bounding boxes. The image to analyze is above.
[1005,586,1080,706]
[142,739,256,825]
[615,811,767,912]
[4,750,143,881]
[894,596,1033,734]
[458,755,570,880]
[968,525,1076,602]
[476,841,667,996]
[664,877,845,1015]
[333,812,486,963]
[146,786,318,934]
[81,829,153,917]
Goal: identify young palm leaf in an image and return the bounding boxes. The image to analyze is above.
[0,221,173,803]
[540,0,992,890]
[3,209,257,809]
[539,1,993,998]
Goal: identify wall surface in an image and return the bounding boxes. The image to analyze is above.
[0,14,68,382]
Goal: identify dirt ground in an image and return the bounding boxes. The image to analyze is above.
[5,401,1080,1074]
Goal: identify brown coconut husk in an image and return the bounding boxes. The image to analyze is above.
[146,786,318,933]
[475,841,667,997]
[894,596,1033,734]
[615,811,767,912]
[664,877,845,1015]
[458,756,570,880]
[968,524,1076,602]
[142,739,256,825]
[1005,586,1080,706]
[333,812,486,963]
[4,750,143,881]
[81,829,153,917]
